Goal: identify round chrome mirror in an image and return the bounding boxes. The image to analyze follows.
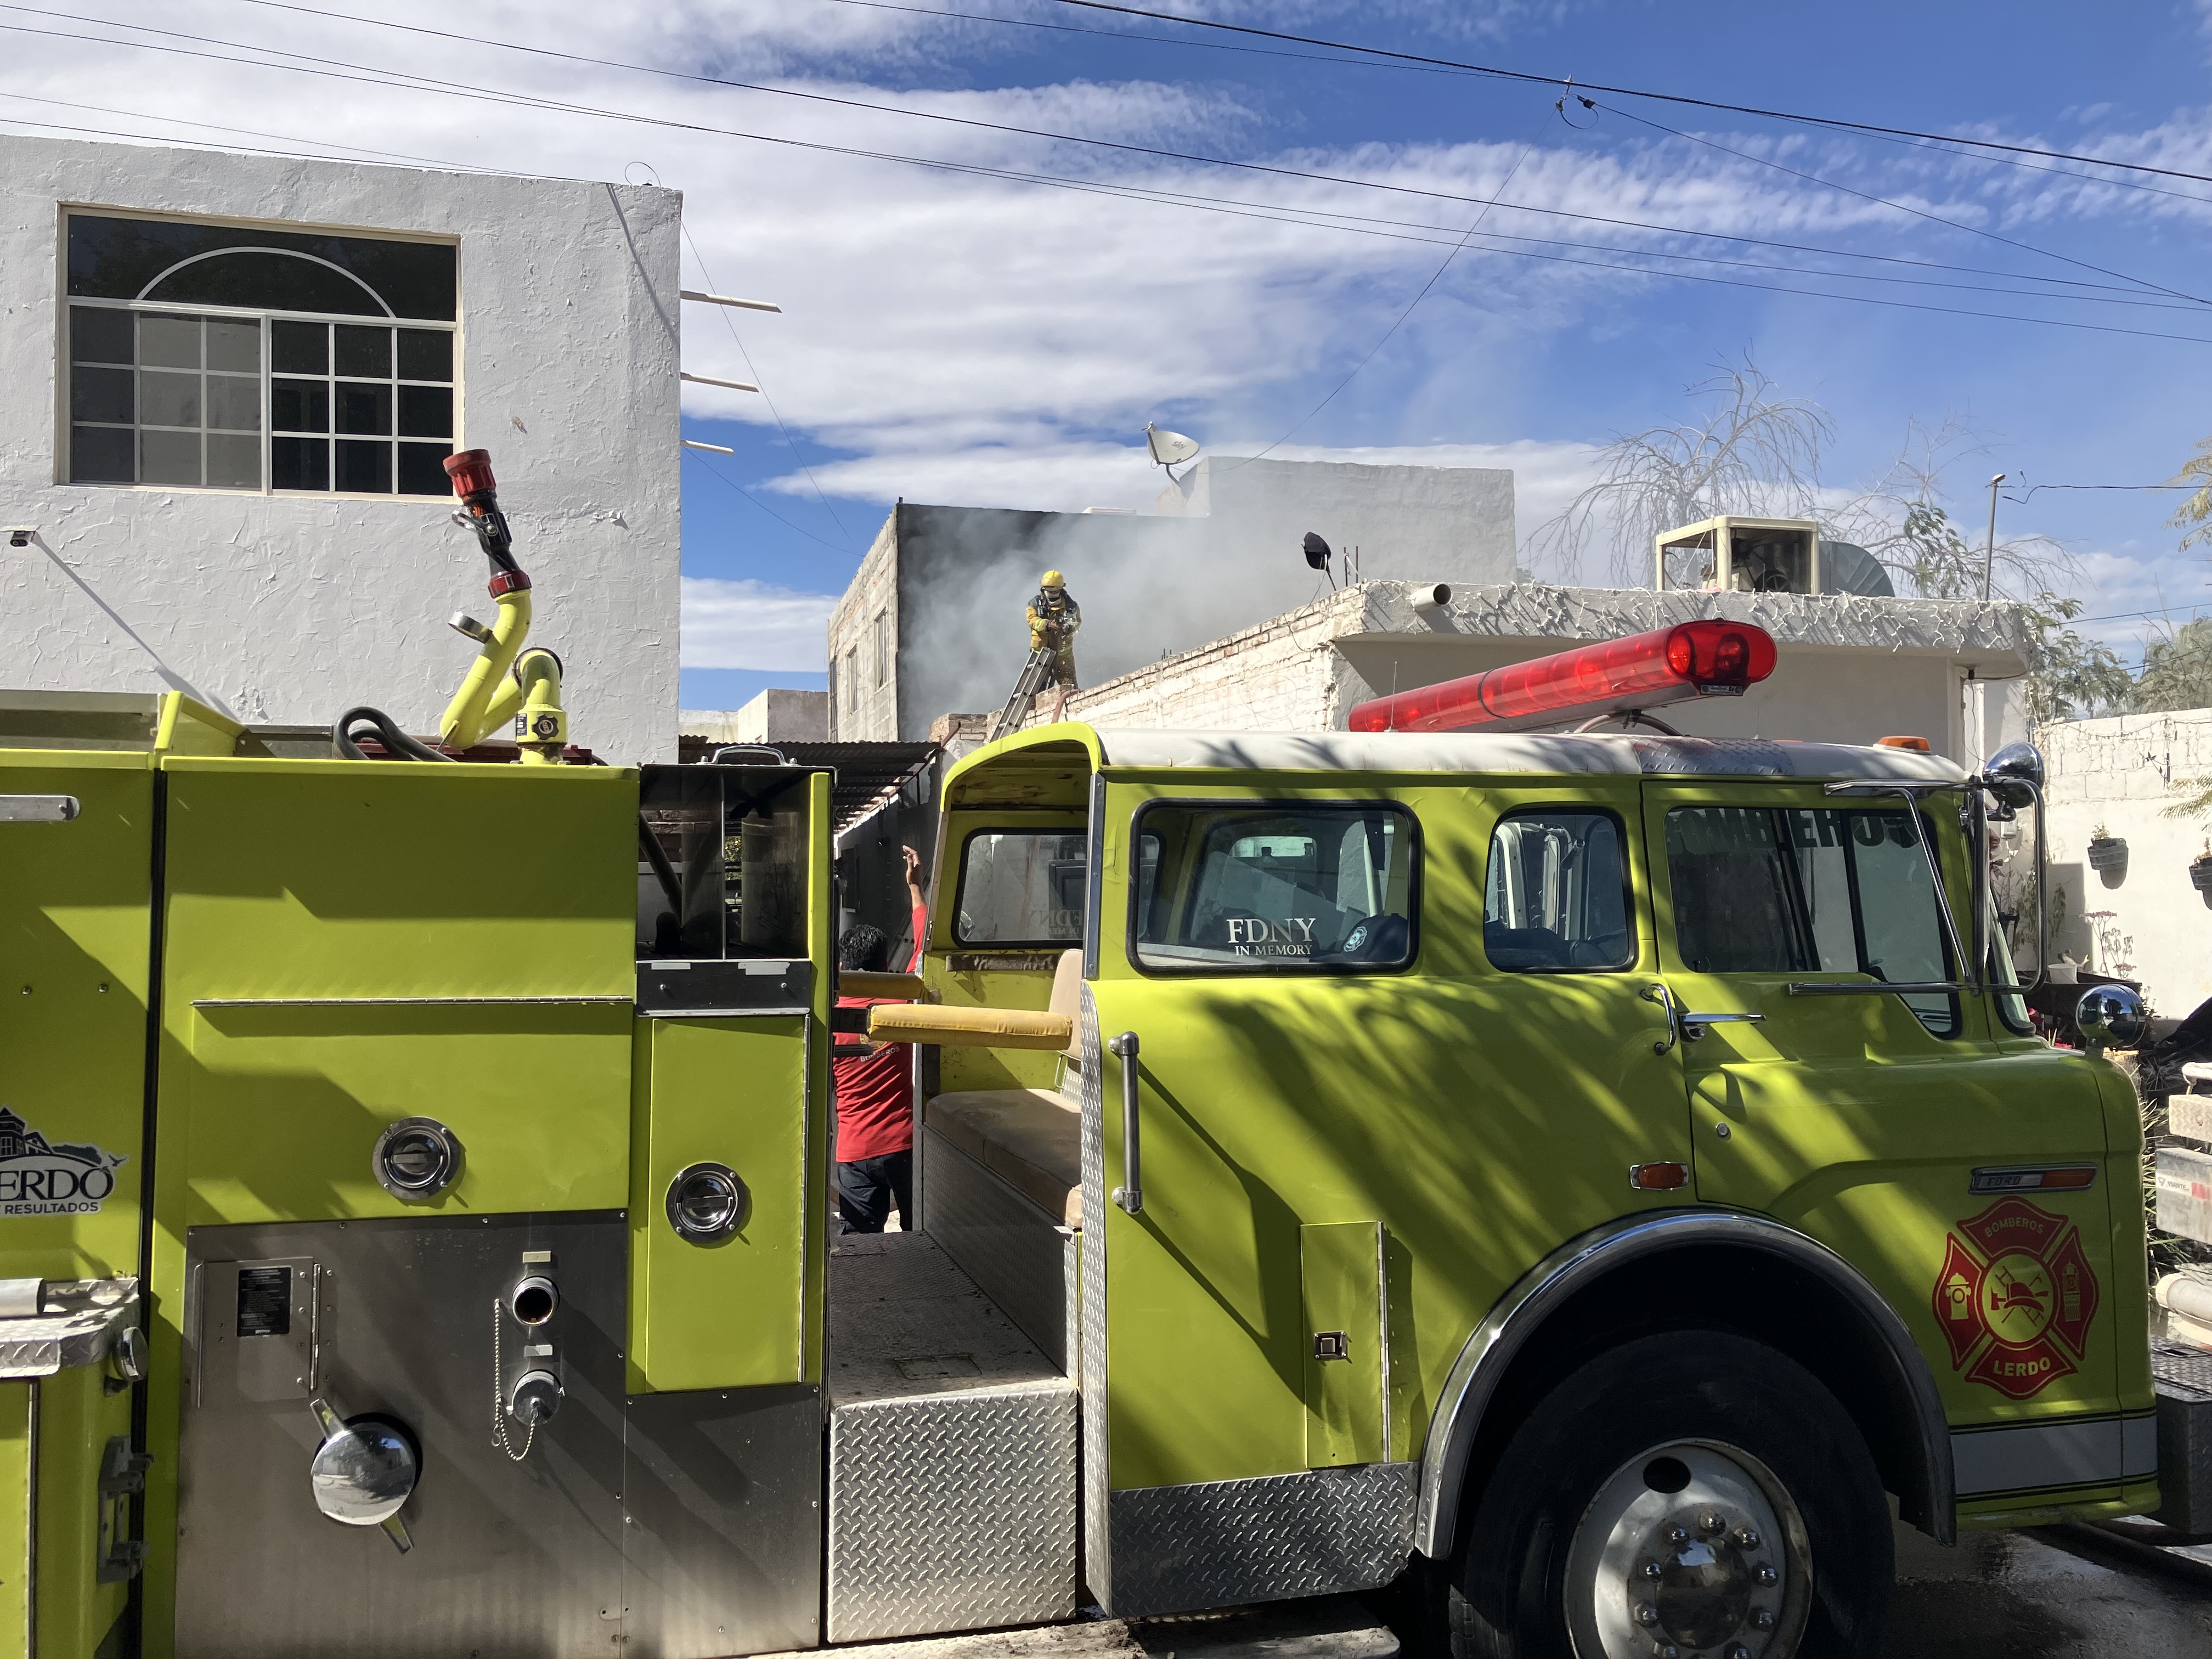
[373,1118,463,1200]
[1982,741,2046,810]
[666,1162,748,1246]
[2075,984,2147,1053]
[309,1410,419,1527]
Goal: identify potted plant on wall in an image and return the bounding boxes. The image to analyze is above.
[2087,823,2130,888]
[2162,778,2212,909]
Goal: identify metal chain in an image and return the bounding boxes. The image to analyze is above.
[492,1299,533,1463]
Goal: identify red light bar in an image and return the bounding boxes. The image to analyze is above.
[1346,620,1778,735]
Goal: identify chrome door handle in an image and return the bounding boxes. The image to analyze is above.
[1679,1011,1765,1042]
[1643,984,1678,1054]
[1109,1031,1142,1215]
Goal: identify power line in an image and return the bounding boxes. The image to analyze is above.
[1228,105,1550,469]
[1590,99,2208,308]
[2006,482,2195,503]
[842,0,2212,212]
[683,446,856,555]
[12,15,2212,348]
[1045,0,2212,190]
[679,221,852,545]
[26,1,2192,312]
[21,6,2194,314]
[0,88,532,173]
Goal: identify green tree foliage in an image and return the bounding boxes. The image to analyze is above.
[2168,435,2212,551]
[2136,617,2212,713]
[2021,593,2134,724]
[1891,504,1979,600]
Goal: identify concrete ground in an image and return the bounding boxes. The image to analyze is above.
[1892,1517,2212,1657]
[789,1523,2212,1659]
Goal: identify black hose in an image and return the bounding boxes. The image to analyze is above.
[332,707,454,763]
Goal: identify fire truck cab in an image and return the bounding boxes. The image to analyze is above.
[0,691,2168,1659]
[895,719,2157,1657]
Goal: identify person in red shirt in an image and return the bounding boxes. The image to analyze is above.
[833,845,928,1233]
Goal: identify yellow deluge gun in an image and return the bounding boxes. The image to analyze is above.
[439,449,568,764]
[330,448,571,765]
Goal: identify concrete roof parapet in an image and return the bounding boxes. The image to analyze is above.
[1350,581,2030,664]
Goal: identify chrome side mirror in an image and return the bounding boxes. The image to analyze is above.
[1982,741,2045,810]
[2075,984,2146,1058]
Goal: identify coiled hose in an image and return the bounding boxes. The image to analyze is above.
[332,707,454,763]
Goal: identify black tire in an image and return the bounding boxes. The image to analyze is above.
[1449,1330,1892,1659]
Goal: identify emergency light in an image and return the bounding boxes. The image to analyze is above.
[1346,619,1778,735]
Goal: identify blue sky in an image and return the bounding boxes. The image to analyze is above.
[17,1,2212,708]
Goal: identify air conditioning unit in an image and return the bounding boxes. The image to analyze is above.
[1655,516,1820,595]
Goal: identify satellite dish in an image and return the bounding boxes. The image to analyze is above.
[1302,531,1333,572]
[1146,421,1201,478]
[1818,539,1895,598]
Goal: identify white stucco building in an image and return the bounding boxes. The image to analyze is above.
[1,136,682,761]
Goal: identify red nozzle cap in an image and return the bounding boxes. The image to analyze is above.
[445,449,496,498]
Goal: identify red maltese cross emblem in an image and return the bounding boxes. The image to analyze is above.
[1933,1197,2099,1400]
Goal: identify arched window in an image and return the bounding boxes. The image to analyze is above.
[65,213,459,498]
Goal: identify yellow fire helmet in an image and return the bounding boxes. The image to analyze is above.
[1041,569,1066,588]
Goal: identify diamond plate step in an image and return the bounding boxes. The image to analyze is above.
[828,1233,1080,1644]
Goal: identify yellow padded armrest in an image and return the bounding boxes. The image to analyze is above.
[867,1005,1075,1051]
[839,972,932,1000]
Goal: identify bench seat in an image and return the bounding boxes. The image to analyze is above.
[924,1087,1082,1229]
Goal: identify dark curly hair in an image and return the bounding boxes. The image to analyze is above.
[838,924,891,973]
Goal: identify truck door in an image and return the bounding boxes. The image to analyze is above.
[1643,781,2131,1490]
[1085,778,1691,1616]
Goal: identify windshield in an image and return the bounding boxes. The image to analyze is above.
[1665,804,1957,1036]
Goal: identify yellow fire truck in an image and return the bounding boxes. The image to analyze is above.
[0,464,2190,1659]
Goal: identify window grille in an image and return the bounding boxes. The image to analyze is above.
[64,213,458,498]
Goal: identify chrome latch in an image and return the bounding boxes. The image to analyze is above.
[1313,1331,1350,1362]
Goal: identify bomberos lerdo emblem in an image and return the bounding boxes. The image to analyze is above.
[1933,1197,2098,1400]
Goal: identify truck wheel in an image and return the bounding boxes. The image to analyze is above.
[1449,1330,1891,1659]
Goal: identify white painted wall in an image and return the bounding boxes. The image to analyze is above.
[2043,709,2212,1017]
[679,690,829,744]
[0,136,682,762]
[1066,581,2027,764]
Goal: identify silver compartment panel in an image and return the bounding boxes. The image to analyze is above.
[178,1214,825,1659]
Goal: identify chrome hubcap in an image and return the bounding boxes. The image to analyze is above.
[1566,1440,1810,1659]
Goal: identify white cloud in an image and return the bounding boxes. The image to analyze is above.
[10,0,2212,630]
[680,576,837,668]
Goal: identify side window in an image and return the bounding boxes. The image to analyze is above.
[1483,809,1634,972]
[1130,803,1415,973]
[954,830,1087,946]
[1664,806,1957,1036]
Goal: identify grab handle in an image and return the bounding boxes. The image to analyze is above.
[1110,1031,1142,1215]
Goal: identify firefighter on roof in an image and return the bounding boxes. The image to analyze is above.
[1026,569,1081,723]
